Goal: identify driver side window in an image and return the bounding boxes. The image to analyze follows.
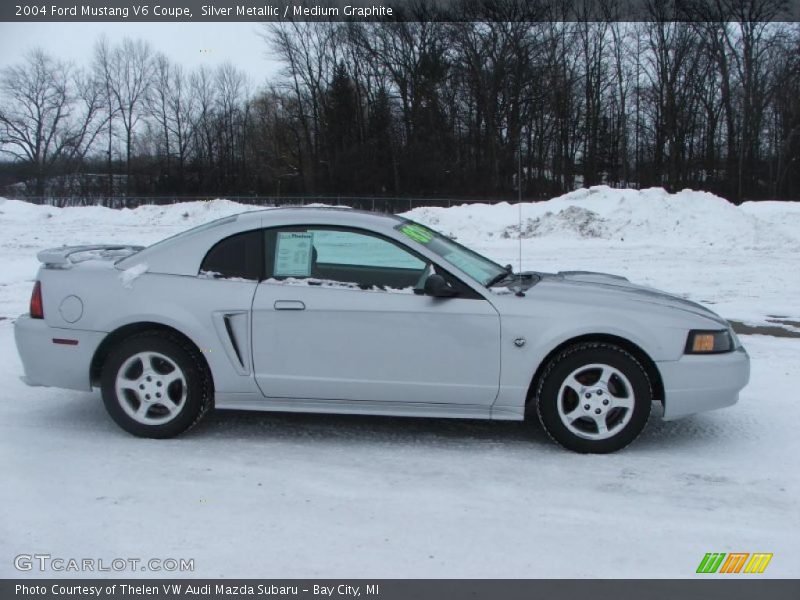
[265,227,427,292]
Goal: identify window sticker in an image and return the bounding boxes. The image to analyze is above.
[274,232,314,277]
[399,223,434,244]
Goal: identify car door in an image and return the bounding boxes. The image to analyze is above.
[251,226,501,406]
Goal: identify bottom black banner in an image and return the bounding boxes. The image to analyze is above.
[3,580,799,600]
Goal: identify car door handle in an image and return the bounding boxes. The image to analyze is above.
[274,300,306,311]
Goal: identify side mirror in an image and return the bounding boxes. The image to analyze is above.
[424,273,458,298]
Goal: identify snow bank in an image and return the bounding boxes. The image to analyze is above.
[403,186,800,250]
[0,196,259,229]
[1,187,797,251]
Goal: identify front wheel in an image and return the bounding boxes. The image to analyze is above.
[100,332,212,438]
[534,343,652,453]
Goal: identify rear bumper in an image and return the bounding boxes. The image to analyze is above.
[14,315,105,391]
[658,346,750,420]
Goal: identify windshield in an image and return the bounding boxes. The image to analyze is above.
[395,220,506,286]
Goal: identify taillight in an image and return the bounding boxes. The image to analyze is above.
[30,281,44,319]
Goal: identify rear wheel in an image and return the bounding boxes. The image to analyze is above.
[100,332,212,438]
[534,343,652,453]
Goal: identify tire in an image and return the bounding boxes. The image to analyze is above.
[100,331,212,438]
[534,342,652,453]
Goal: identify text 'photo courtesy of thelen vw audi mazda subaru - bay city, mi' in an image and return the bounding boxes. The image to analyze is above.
[13,207,750,453]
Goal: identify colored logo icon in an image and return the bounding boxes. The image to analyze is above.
[696,552,773,574]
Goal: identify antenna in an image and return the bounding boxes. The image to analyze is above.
[518,134,523,275]
[513,137,526,298]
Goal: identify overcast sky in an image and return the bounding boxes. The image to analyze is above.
[0,22,282,83]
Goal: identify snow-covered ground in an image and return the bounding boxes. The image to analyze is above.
[1,186,798,578]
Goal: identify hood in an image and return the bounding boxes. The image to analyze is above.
[526,270,728,326]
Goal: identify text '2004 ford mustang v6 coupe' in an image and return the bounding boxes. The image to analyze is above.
[14,208,749,453]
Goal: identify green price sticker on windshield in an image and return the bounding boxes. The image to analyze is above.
[399,223,434,244]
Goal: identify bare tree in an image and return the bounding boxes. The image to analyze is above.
[264,22,341,191]
[215,63,251,191]
[147,54,197,192]
[94,37,154,194]
[149,54,173,166]
[0,49,104,196]
[190,66,218,190]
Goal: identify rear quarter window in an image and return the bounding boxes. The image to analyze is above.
[200,230,263,280]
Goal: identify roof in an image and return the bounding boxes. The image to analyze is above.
[117,206,411,277]
[236,206,404,230]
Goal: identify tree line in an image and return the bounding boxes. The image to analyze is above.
[1,0,799,204]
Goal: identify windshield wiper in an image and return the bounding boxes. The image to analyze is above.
[485,264,513,287]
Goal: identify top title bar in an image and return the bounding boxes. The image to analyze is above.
[3,0,800,22]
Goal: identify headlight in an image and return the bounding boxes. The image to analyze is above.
[685,329,733,354]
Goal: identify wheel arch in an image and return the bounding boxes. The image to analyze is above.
[526,333,665,407]
[90,321,213,391]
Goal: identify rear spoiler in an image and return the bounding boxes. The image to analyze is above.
[37,245,145,267]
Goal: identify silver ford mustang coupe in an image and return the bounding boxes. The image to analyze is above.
[14,207,749,453]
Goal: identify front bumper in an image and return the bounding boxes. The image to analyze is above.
[658,346,750,420]
[14,315,105,391]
